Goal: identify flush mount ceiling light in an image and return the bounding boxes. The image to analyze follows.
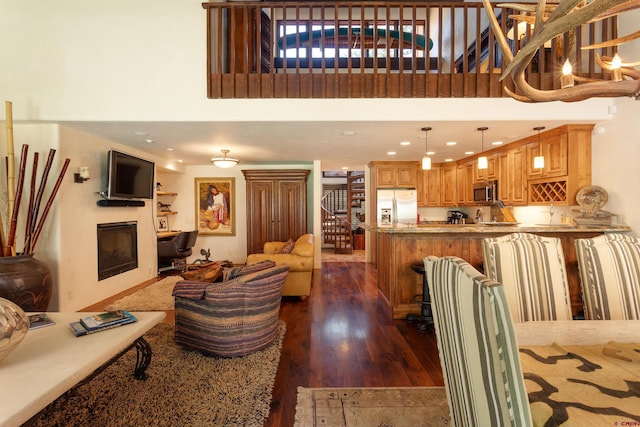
[533,126,546,169]
[421,126,432,170]
[477,127,489,170]
[211,149,239,168]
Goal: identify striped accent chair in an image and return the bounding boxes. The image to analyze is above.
[482,233,572,322]
[172,262,289,357]
[425,256,533,427]
[575,233,640,320]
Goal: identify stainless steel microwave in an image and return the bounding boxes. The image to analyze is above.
[473,180,498,204]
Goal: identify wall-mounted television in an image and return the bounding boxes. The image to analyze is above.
[106,150,155,200]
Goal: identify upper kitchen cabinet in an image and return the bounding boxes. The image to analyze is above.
[440,163,458,206]
[456,161,475,206]
[474,154,497,183]
[524,124,593,205]
[497,147,527,205]
[369,161,418,188]
[417,165,442,207]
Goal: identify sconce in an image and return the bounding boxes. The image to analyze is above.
[74,166,90,183]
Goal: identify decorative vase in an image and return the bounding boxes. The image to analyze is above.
[0,296,29,363]
[0,254,53,312]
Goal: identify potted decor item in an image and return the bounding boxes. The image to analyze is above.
[0,102,70,312]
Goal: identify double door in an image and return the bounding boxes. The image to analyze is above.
[243,169,310,254]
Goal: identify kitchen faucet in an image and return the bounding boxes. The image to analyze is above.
[475,209,484,223]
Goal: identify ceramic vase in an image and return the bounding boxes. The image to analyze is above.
[0,254,52,312]
[0,296,29,363]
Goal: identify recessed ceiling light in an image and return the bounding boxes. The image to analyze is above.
[342,166,349,170]
[342,130,356,136]
[166,148,174,151]
[400,141,411,146]
[145,139,154,143]
[465,151,475,155]
[427,151,435,155]
[445,141,457,146]
[133,131,149,136]
[492,141,503,146]
[177,159,183,163]
[445,158,454,162]
[387,151,396,156]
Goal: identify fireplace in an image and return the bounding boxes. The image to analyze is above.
[97,222,138,280]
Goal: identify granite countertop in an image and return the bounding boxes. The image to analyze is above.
[360,222,632,234]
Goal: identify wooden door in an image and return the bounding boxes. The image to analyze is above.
[245,179,275,254]
[276,179,307,241]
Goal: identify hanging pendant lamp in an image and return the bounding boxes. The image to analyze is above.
[421,126,432,170]
[477,127,488,170]
[533,126,545,169]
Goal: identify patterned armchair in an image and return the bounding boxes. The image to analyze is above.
[575,233,640,320]
[482,232,573,322]
[172,260,288,357]
[425,256,533,426]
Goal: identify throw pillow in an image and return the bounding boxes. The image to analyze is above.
[277,238,295,254]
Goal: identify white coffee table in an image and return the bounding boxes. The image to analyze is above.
[0,311,166,427]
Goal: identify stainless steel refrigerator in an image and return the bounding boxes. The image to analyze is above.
[376,188,418,227]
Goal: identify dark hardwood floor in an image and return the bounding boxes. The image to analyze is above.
[82,260,444,426]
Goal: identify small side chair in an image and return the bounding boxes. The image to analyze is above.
[575,233,640,320]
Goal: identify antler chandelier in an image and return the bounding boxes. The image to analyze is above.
[482,0,640,102]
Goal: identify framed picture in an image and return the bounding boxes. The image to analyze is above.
[195,177,235,236]
[156,216,169,232]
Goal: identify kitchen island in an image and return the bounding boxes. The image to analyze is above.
[363,223,632,320]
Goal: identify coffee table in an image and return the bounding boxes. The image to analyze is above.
[0,311,165,427]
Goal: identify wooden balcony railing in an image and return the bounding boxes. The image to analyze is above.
[202,1,617,99]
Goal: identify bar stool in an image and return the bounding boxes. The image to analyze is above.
[406,261,433,332]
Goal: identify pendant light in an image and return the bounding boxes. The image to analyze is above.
[477,127,488,170]
[533,126,545,169]
[211,149,239,168]
[421,126,432,170]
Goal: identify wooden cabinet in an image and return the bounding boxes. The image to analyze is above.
[474,154,497,183]
[440,163,457,206]
[526,133,568,180]
[369,161,418,188]
[417,165,442,207]
[456,161,475,206]
[497,147,527,205]
[242,169,310,255]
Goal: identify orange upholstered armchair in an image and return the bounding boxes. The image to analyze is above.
[245,234,315,298]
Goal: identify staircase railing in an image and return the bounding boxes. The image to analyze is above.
[321,186,353,254]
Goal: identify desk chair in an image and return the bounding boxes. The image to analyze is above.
[157,230,198,273]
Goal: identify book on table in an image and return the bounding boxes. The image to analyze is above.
[28,313,56,330]
[69,311,137,337]
[80,310,127,330]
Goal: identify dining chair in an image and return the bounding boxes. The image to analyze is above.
[482,232,573,322]
[425,255,533,426]
[575,233,640,320]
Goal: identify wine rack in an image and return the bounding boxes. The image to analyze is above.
[529,180,567,203]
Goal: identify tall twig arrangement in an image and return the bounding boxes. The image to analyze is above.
[3,101,71,256]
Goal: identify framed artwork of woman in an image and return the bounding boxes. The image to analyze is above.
[194,177,235,236]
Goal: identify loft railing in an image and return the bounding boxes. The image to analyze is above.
[202,1,617,99]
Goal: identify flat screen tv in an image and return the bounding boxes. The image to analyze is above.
[106,150,155,199]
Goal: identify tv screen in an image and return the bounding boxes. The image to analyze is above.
[107,150,155,199]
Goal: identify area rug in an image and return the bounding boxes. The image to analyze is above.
[294,386,450,427]
[105,275,182,311]
[31,322,285,427]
